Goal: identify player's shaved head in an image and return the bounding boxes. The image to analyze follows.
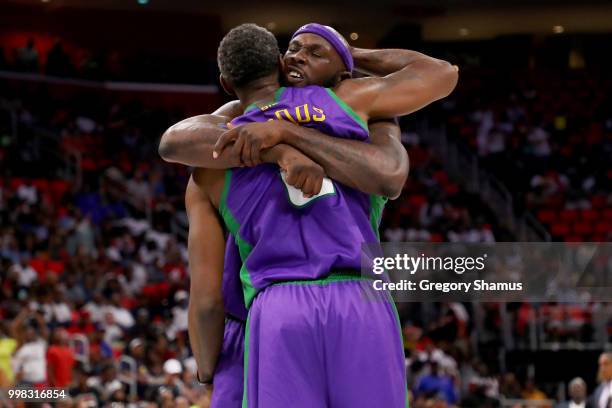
[217,23,280,89]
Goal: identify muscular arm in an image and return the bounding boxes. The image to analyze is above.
[158,100,243,167]
[185,172,226,382]
[336,48,458,121]
[276,119,409,199]
[160,102,408,198]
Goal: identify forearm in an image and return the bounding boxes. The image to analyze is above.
[280,122,408,198]
[160,117,293,169]
[351,47,435,77]
[188,300,225,382]
[159,115,242,168]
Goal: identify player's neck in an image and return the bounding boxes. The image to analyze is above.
[235,76,281,109]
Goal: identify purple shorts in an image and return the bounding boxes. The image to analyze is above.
[211,317,245,408]
[243,274,408,408]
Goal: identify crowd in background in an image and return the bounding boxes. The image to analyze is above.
[0,37,218,84]
[441,68,612,241]
[0,36,610,408]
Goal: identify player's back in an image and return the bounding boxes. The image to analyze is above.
[223,85,386,307]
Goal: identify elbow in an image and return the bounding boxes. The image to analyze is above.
[379,167,408,200]
[189,295,224,316]
[380,151,409,200]
[158,128,178,163]
[438,61,459,98]
[382,170,407,200]
[199,368,215,384]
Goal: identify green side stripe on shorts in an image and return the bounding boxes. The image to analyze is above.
[219,169,257,308]
[242,311,251,408]
[385,290,409,408]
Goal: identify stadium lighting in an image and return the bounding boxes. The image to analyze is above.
[553,25,564,34]
[350,32,359,41]
[459,28,469,37]
[266,22,277,30]
[137,0,149,5]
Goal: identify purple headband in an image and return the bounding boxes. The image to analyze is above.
[291,23,354,72]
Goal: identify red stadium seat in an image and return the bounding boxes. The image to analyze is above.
[445,183,459,195]
[564,235,584,242]
[537,210,556,224]
[594,221,611,235]
[604,208,612,221]
[409,195,427,208]
[544,195,564,209]
[580,209,598,221]
[433,170,449,184]
[591,195,606,208]
[573,221,593,235]
[560,209,579,221]
[31,179,50,191]
[551,223,570,237]
[10,178,24,191]
[430,233,444,242]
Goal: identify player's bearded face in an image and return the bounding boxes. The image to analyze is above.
[282,33,347,88]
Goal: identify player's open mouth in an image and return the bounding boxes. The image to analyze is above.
[288,70,304,80]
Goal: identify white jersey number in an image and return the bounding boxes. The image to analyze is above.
[280,170,336,207]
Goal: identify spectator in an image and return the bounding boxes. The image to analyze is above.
[10,308,48,386]
[522,378,548,401]
[15,38,39,72]
[556,377,590,408]
[46,328,75,387]
[16,181,37,205]
[88,362,128,404]
[414,361,458,405]
[69,364,100,402]
[590,352,612,408]
[160,358,185,400]
[168,290,188,340]
[0,322,17,387]
[46,39,74,77]
[8,255,37,288]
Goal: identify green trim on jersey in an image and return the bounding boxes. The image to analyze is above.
[369,195,387,241]
[219,169,257,308]
[274,86,286,101]
[324,88,369,132]
[272,269,366,286]
[242,86,285,114]
[243,103,259,114]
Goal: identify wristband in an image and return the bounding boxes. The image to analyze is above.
[196,371,213,385]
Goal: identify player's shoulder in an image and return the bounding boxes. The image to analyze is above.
[213,99,243,119]
[333,76,380,100]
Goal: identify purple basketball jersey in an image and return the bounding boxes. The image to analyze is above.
[223,237,248,321]
[221,86,386,308]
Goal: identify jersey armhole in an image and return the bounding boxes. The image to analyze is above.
[324,88,369,133]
